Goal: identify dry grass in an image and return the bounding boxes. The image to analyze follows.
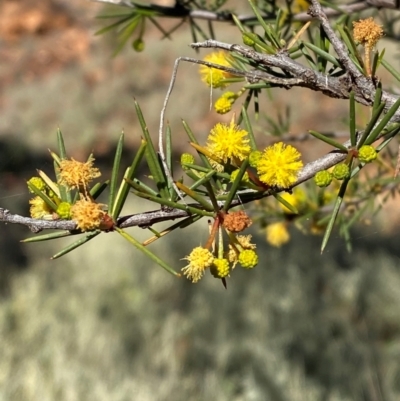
[0,224,400,400]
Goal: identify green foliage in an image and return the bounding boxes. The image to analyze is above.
[4,0,400,277]
[3,0,400,399]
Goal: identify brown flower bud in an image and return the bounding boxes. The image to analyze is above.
[223,210,252,233]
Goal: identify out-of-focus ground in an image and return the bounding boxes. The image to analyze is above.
[1,1,400,400]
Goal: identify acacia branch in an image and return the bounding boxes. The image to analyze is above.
[0,148,347,233]
[2,0,398,235]
[191,39,400,116]
[91,0,398,23]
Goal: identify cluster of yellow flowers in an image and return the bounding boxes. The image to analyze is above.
[198,52,304,188]
[202,116,304,189]
[196,47,381,256]
[28,155,108,232]
[181,211,258,283]
[199,51,244,115]
[181,113,305,282]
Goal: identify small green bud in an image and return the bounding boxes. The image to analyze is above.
[181,153,195,167]
[358,145,377,163]
[214,97,232,114]
[230,169,249,183]
[239,249,258,269]
[249,150,262,168]
[132,38,145,52]
[210,259,230,278]
[222,91,237,101]
[314,170,333,187]
[27,177,46,193]
[56,202,71,219]
[242,33,256,47]
[332,163,350,180]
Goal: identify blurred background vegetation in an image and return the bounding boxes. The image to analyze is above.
[1,0,400,400]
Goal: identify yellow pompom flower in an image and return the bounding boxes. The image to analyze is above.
[181,247,214,283]
[58,155,101,191]
[257,142,303,188]
[71,199,105,232]
[199,51,235,88]
[29,196,53,219]
[206,116,251,164]
[353,17,383,76]
[266,222,290,247]
[353,17,383,48]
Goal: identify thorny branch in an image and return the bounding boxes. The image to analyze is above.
[91,0,399,23]
[190,39,399,113]
[0,149,348,232]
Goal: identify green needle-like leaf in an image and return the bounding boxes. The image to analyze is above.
[300,44,318,70]
[376,125,400,151]
[337,25,363,69]
[27,182,58,211]
[135,101,169,199]
[113,16,141,56]
[51,231,101,259]
[274,192,298,214]
[109,132,124,217]
[95,14,134,36]
[90,180,109,200]
[381,59,400,82]
[241,106,257,150]
[182,120,223,191]
[222,158,249,212]
[366,97,400,145]
[166,125,176,200]
[189,169,216,191]
[125,177,159,197]
[176,182,214,211]
[247,2,280,49]
[303,42,340,68]
[37,169,61,199]
[358,102,385,147]
[182,120,212,168]
[321,177,350,253]
[371,50,380,77]
[372,82,382,114]
[22,230,75,243]
[133,190,214,217]
[309,130,348,152]
[112,141,147,219]
[116,228,180,276]
[56,128,67,160]
[349,91,356,147]
[232,14,245,33]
